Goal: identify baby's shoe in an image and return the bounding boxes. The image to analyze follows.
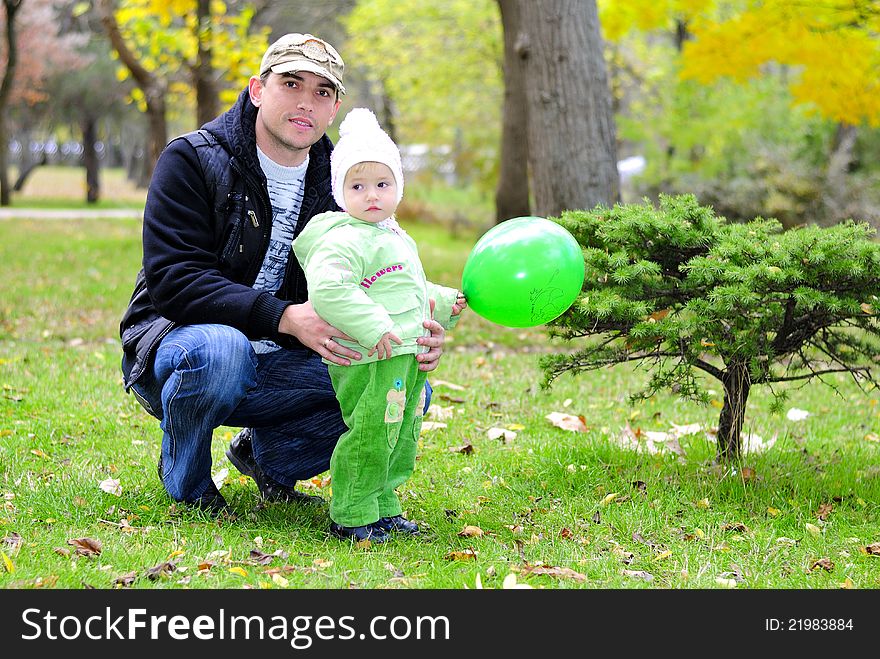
[374,515,420,535]
[329,522,389,544]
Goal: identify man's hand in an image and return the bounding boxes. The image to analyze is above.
[278,301,361,366]
[416,298,445,372]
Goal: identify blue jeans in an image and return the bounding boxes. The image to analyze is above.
[130,324,432,502]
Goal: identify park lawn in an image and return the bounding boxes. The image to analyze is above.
[1,217,879,590]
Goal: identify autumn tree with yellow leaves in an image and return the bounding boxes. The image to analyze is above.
[600,0,880,225]
[96,0,268,181]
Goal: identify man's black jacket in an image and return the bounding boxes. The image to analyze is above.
[119,88,338,390]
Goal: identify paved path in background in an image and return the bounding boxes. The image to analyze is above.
[0,208,143,220]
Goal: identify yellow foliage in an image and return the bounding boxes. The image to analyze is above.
[603,0,880,126]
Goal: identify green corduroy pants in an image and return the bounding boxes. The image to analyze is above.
[328,354,427,527]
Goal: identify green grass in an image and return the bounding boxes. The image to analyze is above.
[1,215,880,590]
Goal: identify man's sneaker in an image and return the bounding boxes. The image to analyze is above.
[374,515,420,535]
[226,428,324,505]
[329,522,389,544]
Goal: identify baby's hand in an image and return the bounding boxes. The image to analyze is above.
[452,291,468,316]
[368,332,402,359]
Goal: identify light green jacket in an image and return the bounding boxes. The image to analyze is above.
[293,211,460,364]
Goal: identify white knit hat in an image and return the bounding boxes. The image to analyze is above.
[331,108,404,211]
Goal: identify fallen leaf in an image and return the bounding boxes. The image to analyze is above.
[212,468,229,490]
[458,525,484,538]
[501,573,533,589]
[622,569,654,581]
[721,522,750,533]
[427,404,456,421]
[805,523,822,537]
[715,577,738,588]
[420,422,447,432]
[1,550,13,573]
[767,507,781,517]
[559,527,573,539]
[487,427,516,443]
[313,558,333,569]
[146,562,176,580]
[696,498,711,509]
[2,532,22,555]
[113,571,137,587]
[739,467,757,481]
[654,550,672,561]
[545,412,588,433]
[228,566,248,577]
[840,577,855,589]
[249,549,278,565]
[67,537,102,557]
[271,573,289,587]
[810,557,834,572]
[438,394,465,404]
[816,503,833,521]
[860,302,874,314]
[599,492,619,506]
[786,408,810,422]
[862,542,880,555]
[521,564,586,582]
[448,441,474,455]
[431,379,466,391]
[444,549,478,561]
[53,547,71,557]
[99,478,122,496]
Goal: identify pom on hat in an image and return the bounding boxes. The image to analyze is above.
[331,108,404,211]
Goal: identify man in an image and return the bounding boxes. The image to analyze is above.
[119,33,446,514]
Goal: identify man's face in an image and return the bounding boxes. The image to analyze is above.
[249,70,341,166]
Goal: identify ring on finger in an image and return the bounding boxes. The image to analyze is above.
[322,338,331,349]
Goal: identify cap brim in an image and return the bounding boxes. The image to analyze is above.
[268,61,345,95]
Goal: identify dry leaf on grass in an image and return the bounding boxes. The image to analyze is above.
[487,427,516,443]
[816,503,833,521]
[2,532,22,555]
[114,571,137,588]
[458,525,484,538]
[420,422,447,433]
[521,564,586,582]
[448,441,474,455]
[99,478,122,496]
[811,557,834,572]
[622,569,654,581]
[445,549,478,561]
[861,542,880,555]
[545,412,588,433]
[146,562,176,580]
[67,537,102,557]
[430,379,466,391]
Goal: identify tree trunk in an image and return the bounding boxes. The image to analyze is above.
[12,152,46,191]
[81,115,100,203]
[0,0,23,207]
[716,362,751,462]
[516,0,619,216]
[494,0,531,224]
[98,0,167,184]
[194,0,220,127]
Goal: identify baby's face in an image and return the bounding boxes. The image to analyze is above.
[342,162,398,224]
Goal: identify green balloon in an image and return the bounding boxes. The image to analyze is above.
[461,216,584,327]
